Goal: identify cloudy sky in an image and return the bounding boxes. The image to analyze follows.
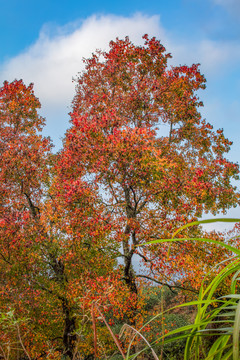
[1,0,239,224]
[0,0,239,150]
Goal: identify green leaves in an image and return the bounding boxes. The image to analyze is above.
[1,36,240,359]
[137,218,240,360]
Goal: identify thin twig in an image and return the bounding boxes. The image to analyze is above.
[16,322,32,360]
[120,323,159,360]
[91,305,98,358]
[94,304,126,359]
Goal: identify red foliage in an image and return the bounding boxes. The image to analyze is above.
[0,36,239,358]
[60,35,240,295]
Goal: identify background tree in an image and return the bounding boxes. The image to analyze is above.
[0,79,58,357]
[60,35,240,302]
[0,80,123,359]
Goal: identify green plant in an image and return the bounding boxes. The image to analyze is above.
[0,309,31,360]
[71,219,240,360]
[133,218,240,360]
[142,286,177,312]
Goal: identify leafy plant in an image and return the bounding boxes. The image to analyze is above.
[0,309,31,360]
[131,218,240,360]
[141,286,176,312]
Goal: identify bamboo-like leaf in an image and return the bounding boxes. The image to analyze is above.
[221,294,240,299]
[216,312,236,317]
[232,300,240,360]
[141,237,240,256]
[231,270,240,293]
[134,218,240,360]
[172,218,240,238]
[207,335,231,360]
[221,348,233,360]
[198,327,233,333]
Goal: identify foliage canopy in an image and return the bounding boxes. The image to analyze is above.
[0,35,239,359]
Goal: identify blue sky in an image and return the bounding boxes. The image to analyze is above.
[0,1,240,225]
[1,0,239,148]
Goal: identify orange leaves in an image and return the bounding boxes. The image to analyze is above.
[0,36,240,358]
[0,80,44,132]
[64,34,240,302]
[0,219,6,228]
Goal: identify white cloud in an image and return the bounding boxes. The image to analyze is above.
[0,13,165,145]
[0,14,162,112]
[165,37,240,79]
[1,12,240,148]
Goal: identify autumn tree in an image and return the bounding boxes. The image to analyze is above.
[0,80,123,359]
[1,35,240,359]
[59,35,240,303]
[0,79,56,357]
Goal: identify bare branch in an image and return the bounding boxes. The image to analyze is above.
[136,274,198,294]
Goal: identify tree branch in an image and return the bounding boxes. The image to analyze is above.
[135,274,198,294]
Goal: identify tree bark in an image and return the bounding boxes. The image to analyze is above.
[62,298,77,359]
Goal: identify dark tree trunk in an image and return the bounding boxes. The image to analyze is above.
[62,298,77,359]
[123,245,138,295]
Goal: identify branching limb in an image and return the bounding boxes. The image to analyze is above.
[136,274,198,294]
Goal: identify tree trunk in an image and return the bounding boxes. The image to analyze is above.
[123,240,138,295]
[62,298,77,359]
[122,235,138,328]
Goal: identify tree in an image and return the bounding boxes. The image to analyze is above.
[60,35,240,302]
[1,35,240,359]
[0,80,124,359]
[0,79,57,357]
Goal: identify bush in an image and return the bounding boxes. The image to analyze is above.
[142,286,177,311]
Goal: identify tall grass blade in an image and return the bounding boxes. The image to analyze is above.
[232,300,240,360]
